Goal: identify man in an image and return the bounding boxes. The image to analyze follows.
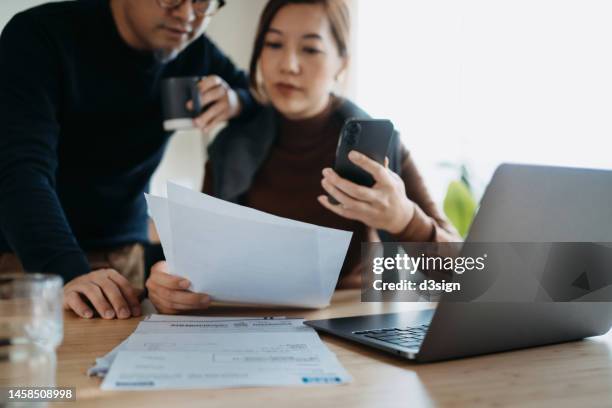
[0,0,254,319]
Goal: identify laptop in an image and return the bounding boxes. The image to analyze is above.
[305,164,612,362]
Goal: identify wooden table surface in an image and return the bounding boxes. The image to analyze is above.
[56,290,612,408]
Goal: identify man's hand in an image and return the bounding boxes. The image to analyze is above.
[146,261,211,315]
[63,269,141,319]
[187,75,242,134]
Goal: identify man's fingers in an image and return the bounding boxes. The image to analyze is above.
[80,283,115,319]
[96,277,131,319]
[202,112,226,134]
[106,270,141,316]
[199,84,226,107]
[197,75,224,93]
[195,100,227,130]
[65,291,93,319]
[187,77,226,113]
[348,151,389,183]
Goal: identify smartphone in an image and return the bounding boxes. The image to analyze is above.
[333,118,395,188]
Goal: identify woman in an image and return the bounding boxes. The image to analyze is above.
[146,0,460,314]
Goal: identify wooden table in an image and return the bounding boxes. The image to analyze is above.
[56,290,612,408]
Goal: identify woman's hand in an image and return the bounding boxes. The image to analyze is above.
[318,150,416,234]
[146,261,211,315]
[187,75,242,134]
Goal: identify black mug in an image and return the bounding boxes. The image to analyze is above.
[161,76,202,131]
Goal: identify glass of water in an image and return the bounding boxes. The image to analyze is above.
[0,273,63,398]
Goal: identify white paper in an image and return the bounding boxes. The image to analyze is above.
[87,315,262,377]
[102,351,349,390]
[168,201,323,306]
[100,315,351,390]
[87,338,129,378]
[144,194,175,272]
[166,183,351,300]
[145,182,352,308]
[135,315,305,334]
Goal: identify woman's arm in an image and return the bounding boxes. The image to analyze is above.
[391,144,461,243]
[319,148,461,243]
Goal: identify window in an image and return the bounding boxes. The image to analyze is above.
[353,0,612,202]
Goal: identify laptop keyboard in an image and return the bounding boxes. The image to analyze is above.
[352,324,429,349]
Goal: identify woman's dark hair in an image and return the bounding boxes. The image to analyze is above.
[248,0,351,92]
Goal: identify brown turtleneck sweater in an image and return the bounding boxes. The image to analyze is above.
[203,102,459,288]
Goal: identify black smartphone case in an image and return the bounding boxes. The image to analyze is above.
[333,118,395,187]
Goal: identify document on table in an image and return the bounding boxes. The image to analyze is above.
[87,314,251,378]
[145,182,353,308]
[99,314,351,390]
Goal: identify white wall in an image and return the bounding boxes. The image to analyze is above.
[207,0,267,70]
[0,0,48,28]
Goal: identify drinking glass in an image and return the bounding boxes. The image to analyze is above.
[0,273,63,406]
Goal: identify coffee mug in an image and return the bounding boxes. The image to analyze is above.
[161,76,202,131]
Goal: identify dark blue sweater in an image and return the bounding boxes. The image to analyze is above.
[0,0,255,281]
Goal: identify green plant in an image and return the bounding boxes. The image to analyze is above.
[442,165,477,238]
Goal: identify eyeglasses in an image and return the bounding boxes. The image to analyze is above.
[156,0,226,17]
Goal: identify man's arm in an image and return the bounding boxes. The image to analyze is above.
[189,36,258,133]
[205,36,257,120]
[0,13,90,281]
[0,13,142,320]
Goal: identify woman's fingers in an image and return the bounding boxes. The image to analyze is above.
[149,291,211,314]
[321,177,356,205]
[151,260,170,274]
[149,283,210,308]
[148,293,185,314]
[317,195,362,221]
[321,168,378,203]
[146,261,210,313]
[168,291,210,307]
[320,153,416,233]
[149,262,191,290]
[320,178,372,214]
[348,151,390,183]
